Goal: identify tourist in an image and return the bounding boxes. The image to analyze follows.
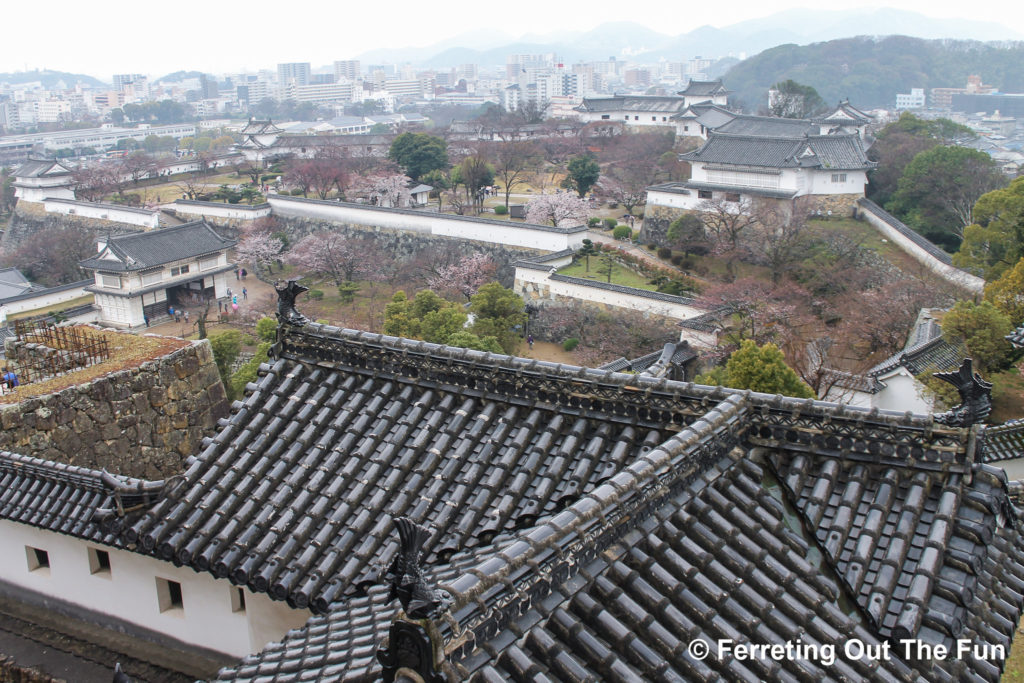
[2,367,19,388]
[527,334,534,349]
[242,287,247,300]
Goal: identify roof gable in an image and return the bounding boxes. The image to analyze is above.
[79,221,235,272]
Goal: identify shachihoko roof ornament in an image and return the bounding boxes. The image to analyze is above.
[932,357,993,427]
[274,279,309,326]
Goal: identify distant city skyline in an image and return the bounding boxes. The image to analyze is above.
[5,1,1024,80]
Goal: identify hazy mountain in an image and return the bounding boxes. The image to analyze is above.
[356,9,1022,67]
[155,70,209,83]
[0,69,105,89]
[722,35,1024,111]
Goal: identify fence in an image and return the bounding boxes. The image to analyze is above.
[8,322,111,386]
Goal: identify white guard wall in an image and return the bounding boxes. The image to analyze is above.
[515,266,710,322]
[268,196,586,251]
[0,520,311,658]
[857,202,985,295]
[44,199,160,228]
[172,201,272,222]
[0,282,90,316]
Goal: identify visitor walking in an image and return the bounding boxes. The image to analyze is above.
[242,287,247,301]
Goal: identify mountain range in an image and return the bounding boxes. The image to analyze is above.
[356,8,1022,67]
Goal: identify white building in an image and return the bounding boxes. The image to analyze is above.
[896,88,927,110]
[647,112,876,216]
[11,156,76,203]
[79,221,236,328]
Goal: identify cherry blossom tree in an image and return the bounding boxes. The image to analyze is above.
[72,165,116,202]
[427,253,497,300]
[355,174,413,208]
[525,192,591,227]
[285,231,366,284]
[235,231,283,281]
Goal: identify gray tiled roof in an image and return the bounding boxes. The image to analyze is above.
[714,115,816,138]
[577,96,688,114]
[980,420,1024,462]
[682,133,804,168]
[13,157,71,179]
[868,335,965,377]
[683,103,737,128]
[816,100,873,125]
[803,134,876,170]
[682,132,874,171]
[1007,324,1024,349]
[677,79,729,97]
[0,450,165,545]
[6,318,1016,682]
[79,221,235,273]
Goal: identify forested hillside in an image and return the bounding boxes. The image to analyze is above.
[723,36,1024,110]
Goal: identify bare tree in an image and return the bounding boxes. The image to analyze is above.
[487,140,540,208]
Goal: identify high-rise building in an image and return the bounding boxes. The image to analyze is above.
[277,62,311,87]
[506,54,556,80]
[112,74,145,91]
[333,60,361,81]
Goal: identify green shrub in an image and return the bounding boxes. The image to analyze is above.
[657,247,672,259]
[588,217,602,227]
[647,243,657,250]
[255,317,278,342]
[337,281,360,303]
[602,218,617,230]
[563,337,580,352]
[670,254,684,266]
[290,188,304,196]
[228,341,271,401]
[208,330,243,379]
[493,205,508,215]
[306,289,324,301]
[612,225,632,240]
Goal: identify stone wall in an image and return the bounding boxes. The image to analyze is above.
[637,203,688,247]
[0,334,229,479]
[3,201,142,251]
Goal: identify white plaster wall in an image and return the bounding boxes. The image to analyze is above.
[268,196,582,251]
[645,188,696,210]
[173,203,272,221]
[1,285,90,315]
[44,200,160,228]
[822,386,874,409]
[0,520,310,658]
[515,267,708,321]
[804,169,868,196]
[872,371,934,414]
[859,209,985,295]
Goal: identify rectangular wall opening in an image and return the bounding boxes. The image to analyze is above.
[156,577,184,614]
[231,586,246,613]
[25,546,49,573]
[88,547,111,577]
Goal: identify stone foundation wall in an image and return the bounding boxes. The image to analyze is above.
[802,193,861,217]
[0,334,229,479]
[638,204,689,247]
[3,202,142,251]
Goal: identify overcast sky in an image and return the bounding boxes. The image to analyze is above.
[5,0,1024,80]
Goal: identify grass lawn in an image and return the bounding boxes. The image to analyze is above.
[8,295,95,321]
[558,259,657,291]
